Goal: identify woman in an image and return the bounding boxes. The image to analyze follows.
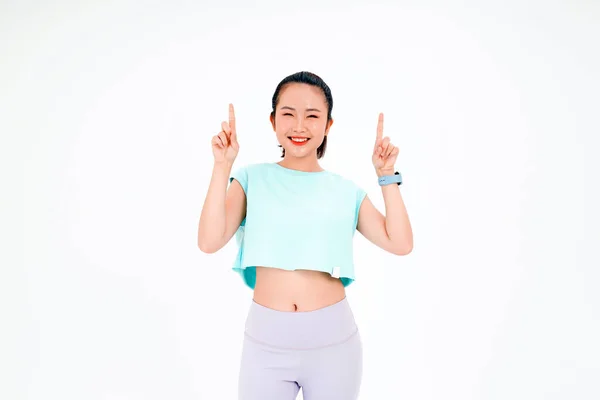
[198,71,413,400]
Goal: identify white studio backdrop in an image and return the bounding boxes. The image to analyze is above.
[2,1,598,399]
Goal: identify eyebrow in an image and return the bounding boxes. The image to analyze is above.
[280,106,322,113]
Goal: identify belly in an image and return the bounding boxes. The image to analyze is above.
[252,266,346,312]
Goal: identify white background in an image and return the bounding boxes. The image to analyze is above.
[2,1,599,399]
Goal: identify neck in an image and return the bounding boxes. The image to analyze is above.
[277,157,323,172]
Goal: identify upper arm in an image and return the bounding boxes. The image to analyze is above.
[220,177,247,249]
[356,195,400,255]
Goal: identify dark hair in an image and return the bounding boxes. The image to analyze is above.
[270,71,333,159]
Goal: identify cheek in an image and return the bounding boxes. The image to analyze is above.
[276,122,291,135]
[310,120,327,133]
[275,118,327,134]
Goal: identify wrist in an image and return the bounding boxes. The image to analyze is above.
[214,159,234,168]
[376,168,395,177]
[214,160,234,175]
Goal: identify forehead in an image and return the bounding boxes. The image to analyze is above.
[278,83,326,107]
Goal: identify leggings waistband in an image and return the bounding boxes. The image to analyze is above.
[243,297,358,350]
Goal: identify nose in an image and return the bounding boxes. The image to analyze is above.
[294,117,306,133]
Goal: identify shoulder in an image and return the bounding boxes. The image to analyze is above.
[229,162,274,190]
[233,162,273,174]
[325,169,365,191]
[230,162,269,179]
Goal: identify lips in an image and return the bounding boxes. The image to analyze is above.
[288,137,310,146]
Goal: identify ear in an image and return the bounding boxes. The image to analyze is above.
[270,113,276,131]
[324,118,334,136]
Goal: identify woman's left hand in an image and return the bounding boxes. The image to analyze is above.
[372,113,399,175]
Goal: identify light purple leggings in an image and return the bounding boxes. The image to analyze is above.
[237,297,363,399]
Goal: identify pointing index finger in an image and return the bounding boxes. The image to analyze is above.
[229,103,236,134]
[376,112,384,141]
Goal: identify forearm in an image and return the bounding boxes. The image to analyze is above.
[377,168,413,254]
[197,161,233,251]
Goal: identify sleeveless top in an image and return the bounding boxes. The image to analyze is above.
[228,162,367,289]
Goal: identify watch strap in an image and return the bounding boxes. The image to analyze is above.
[378,171,403,186]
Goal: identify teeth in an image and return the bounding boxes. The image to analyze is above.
[291,138,308,142]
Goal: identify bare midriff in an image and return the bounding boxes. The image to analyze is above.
[252,266,346,312]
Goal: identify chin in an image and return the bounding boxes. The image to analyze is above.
[286,146,316,156]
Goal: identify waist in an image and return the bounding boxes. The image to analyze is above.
[252,266,345,312]
[244,296,358,350]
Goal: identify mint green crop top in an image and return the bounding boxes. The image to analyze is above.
[228,162,367,289]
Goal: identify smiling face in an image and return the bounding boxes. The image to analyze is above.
[270,83,333,160]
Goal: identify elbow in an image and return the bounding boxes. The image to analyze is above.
[198,242,216,254]
[392,242,413,256]
[197,238,220,254]
[197,226,225,254]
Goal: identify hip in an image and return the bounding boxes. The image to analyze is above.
[243,296,359,350]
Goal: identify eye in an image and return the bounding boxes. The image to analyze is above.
[308,115,318,118]
[283,113,293,116]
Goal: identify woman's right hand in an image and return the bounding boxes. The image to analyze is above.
[212,103,239,164]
